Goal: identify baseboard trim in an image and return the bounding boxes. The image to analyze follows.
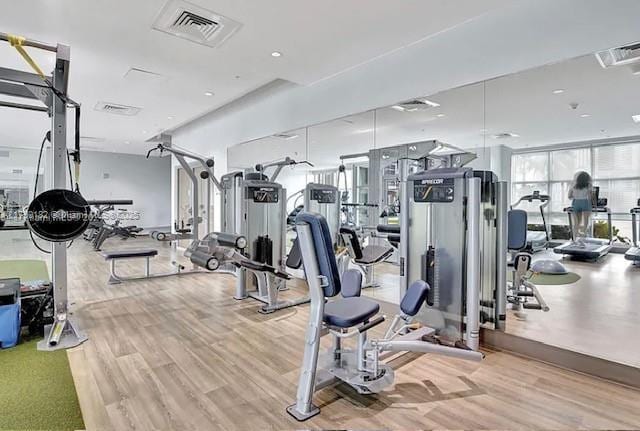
[482,329,640,389]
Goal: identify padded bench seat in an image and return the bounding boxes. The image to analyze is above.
[323,296,380,328]
[356,245,393,265]
[101,249,158,259]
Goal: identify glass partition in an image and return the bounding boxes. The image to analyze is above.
[0,146,46,259]
[227,46,640,370]
[484,51,640,368]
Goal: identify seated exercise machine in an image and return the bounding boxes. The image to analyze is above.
[287,211,484,421]
[289,166,503,421]
[338,227,394,288]
[554,186,613,260]
[510,190,550,253]
[507,209,550,317]
[220,157,313,313]
[625,198,640,266]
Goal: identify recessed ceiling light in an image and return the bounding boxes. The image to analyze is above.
[204,91,214,96]
[391,105,405,112]
[271,51,282,57]
[552,89,565,94]
[124,141,130,145]
[436,113,445,118]
[580,113,591,118]
[142,130,147,134]
[632,114,640,123]
[167,116,173,120]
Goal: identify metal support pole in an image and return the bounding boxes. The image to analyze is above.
[465,178,481,351]
[0,32,58,52]
[37,44,87,351]
[0,100,48,112]
[495,181,508,331]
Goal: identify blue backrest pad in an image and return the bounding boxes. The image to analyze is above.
[340,269,362,298]
[508,209,528,251]
[400,280,430,316]
[295,212,341,297]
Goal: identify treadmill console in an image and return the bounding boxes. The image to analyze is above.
[248,186,279,203]
[414,178,454,203]
[310,189,337,204]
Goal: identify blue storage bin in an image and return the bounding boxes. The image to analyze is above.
[0,278,21,349]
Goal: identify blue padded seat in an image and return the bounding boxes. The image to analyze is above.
[323,297,380,328]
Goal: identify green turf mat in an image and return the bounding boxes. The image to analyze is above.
[0,260,49,283]
[0,339,84,431]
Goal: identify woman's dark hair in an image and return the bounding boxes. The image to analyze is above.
[573,170,592,189]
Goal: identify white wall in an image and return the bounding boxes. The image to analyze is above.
[172,0,640,163]
[80,151,171,229]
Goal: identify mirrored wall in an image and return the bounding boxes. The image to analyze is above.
[227,48,640,368]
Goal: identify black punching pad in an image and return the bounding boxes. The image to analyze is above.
[27,189,91,242]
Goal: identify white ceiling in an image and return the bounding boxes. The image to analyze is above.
[241,51,640,170]
[0,0,506,155]
[370,53,640,151]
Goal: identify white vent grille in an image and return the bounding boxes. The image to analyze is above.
[94,102,141,116]
[596,42,640,68]
[152,0,241,48]
[492,132,520,139]
[12,169,23,174]
[391,98,440,112]
[273,133,299,140]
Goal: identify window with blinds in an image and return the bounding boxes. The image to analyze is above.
[511,142,640,241]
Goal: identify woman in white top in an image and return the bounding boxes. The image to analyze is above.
[567,171,593,245]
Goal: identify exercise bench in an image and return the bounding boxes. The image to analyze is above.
[101,248,202,284]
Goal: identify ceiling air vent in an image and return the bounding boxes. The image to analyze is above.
[391,98,440,112]
[596,42,640,68]
[152,0,242,48]
[492,132,520,139]
[273,133,299,140]
[12,169,23,174]
[94,102,141,116]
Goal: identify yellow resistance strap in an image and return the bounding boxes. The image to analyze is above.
[7,34,46,79]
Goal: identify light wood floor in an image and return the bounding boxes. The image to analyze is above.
[3,232,640,430]
[364,252,640,369]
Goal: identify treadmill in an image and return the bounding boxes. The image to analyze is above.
[554,186,613,260]
[625,198,640,266]
[511,190,550,252]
